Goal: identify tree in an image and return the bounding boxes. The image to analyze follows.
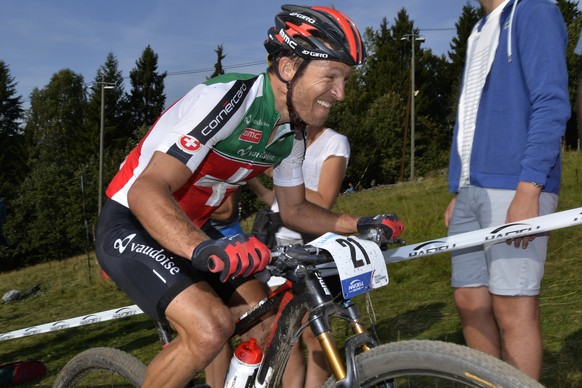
[362,14,410,105]
[0,60,25,201]
[88,53,132,151]
[86,53,132,216]
[129,45,167,131]
[209,44,226,79]
[5,69,90,264]
[25,69,88,160]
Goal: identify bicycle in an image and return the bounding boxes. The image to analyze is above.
[53,228,542,387]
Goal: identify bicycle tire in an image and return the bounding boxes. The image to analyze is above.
[323,340,544,387]
[52,347,146,388]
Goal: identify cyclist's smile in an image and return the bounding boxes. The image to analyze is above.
[292,60,351,127]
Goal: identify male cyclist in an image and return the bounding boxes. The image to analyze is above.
[95,5,404,387]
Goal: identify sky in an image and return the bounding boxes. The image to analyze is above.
[0,0,473,109]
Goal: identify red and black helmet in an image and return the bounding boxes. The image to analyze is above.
[264,4,366,66]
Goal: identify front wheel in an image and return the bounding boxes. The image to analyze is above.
[323,340,543,387]
[53,347,146,387]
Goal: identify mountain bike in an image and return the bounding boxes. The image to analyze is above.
[53,228,542,387]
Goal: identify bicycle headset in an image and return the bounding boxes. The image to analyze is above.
[264,4,367,132]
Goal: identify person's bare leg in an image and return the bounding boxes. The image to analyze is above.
[204,343,232,387]
[142,283,234,388]
[493,295,542,380]
[302,328,331,387]
[229,279,273,344]
[453,286,501,358]
[281,343,306,388]
[203,279,272,387]
[281,316,331,388]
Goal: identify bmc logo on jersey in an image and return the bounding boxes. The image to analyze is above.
[178,135,201,153]
[239,128,262,144]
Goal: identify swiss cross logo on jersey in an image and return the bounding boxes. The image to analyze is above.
[239,128,262,144]
[177,135,201,153]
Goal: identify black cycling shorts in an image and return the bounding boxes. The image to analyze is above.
[95,199,248,324]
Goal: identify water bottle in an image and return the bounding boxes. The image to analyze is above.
[224,338,263,388]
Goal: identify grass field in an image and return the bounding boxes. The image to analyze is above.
[1,151,581,387]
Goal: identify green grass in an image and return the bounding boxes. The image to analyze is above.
[1,152,581,387]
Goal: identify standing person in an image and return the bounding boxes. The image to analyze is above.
[95,5,404,388]
[444,0,569,380]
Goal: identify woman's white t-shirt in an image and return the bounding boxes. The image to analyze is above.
[271,128,350,242]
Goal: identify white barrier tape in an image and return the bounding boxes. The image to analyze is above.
[383,206,582,262]
[319,206,582,276]
[0,304,143,342]
[3,207,581,341]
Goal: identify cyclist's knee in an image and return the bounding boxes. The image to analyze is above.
[170,304,235,364]
[191,310,234,348]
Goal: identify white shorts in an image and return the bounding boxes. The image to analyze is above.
[449,186,558,296]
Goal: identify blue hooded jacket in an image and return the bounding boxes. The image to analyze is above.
[448,0,570,195]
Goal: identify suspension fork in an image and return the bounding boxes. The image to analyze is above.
[344,300,372,351]
[312,298,380,387]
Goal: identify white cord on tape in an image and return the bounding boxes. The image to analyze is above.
[318,206,582,276]
[0,305,143,341]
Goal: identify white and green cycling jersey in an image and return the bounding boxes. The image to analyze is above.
[107,72,305,227]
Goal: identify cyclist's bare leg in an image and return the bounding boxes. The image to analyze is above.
[492,294,541,380]
[204,279,272,387]
[204,343,232,387]
[453,286,501,358]
[142,282,235,388]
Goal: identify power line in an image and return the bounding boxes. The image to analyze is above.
[19,59,268,103]
[419,27,456,32]
[166,60,267,77]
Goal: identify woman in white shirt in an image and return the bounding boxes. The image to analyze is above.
[250,125,350,388]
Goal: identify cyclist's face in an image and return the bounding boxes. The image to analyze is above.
[292,60,351,127]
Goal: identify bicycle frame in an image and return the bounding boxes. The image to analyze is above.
[155,259,379,387]
[233,265,380,387]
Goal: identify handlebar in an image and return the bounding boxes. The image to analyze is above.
[262,231,406,280]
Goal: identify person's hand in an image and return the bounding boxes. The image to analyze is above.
[505,182,542,249]
[357,214,404,240]
[191,234,271,282]
[444,195,457,227]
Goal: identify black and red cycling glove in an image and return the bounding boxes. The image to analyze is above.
[357,214,404,240]
[191,234,271,283]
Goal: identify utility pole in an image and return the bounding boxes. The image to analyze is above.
[98,81,115,215]
[401,32,425,181]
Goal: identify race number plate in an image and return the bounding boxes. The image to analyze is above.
[309,233,389,298]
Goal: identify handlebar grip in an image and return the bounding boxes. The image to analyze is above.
[207,255,224,273]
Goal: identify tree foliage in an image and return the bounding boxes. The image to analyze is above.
[129,45,167,130]
[209,44,226,79]
[2,69,89,266]
[0,60,26,201]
